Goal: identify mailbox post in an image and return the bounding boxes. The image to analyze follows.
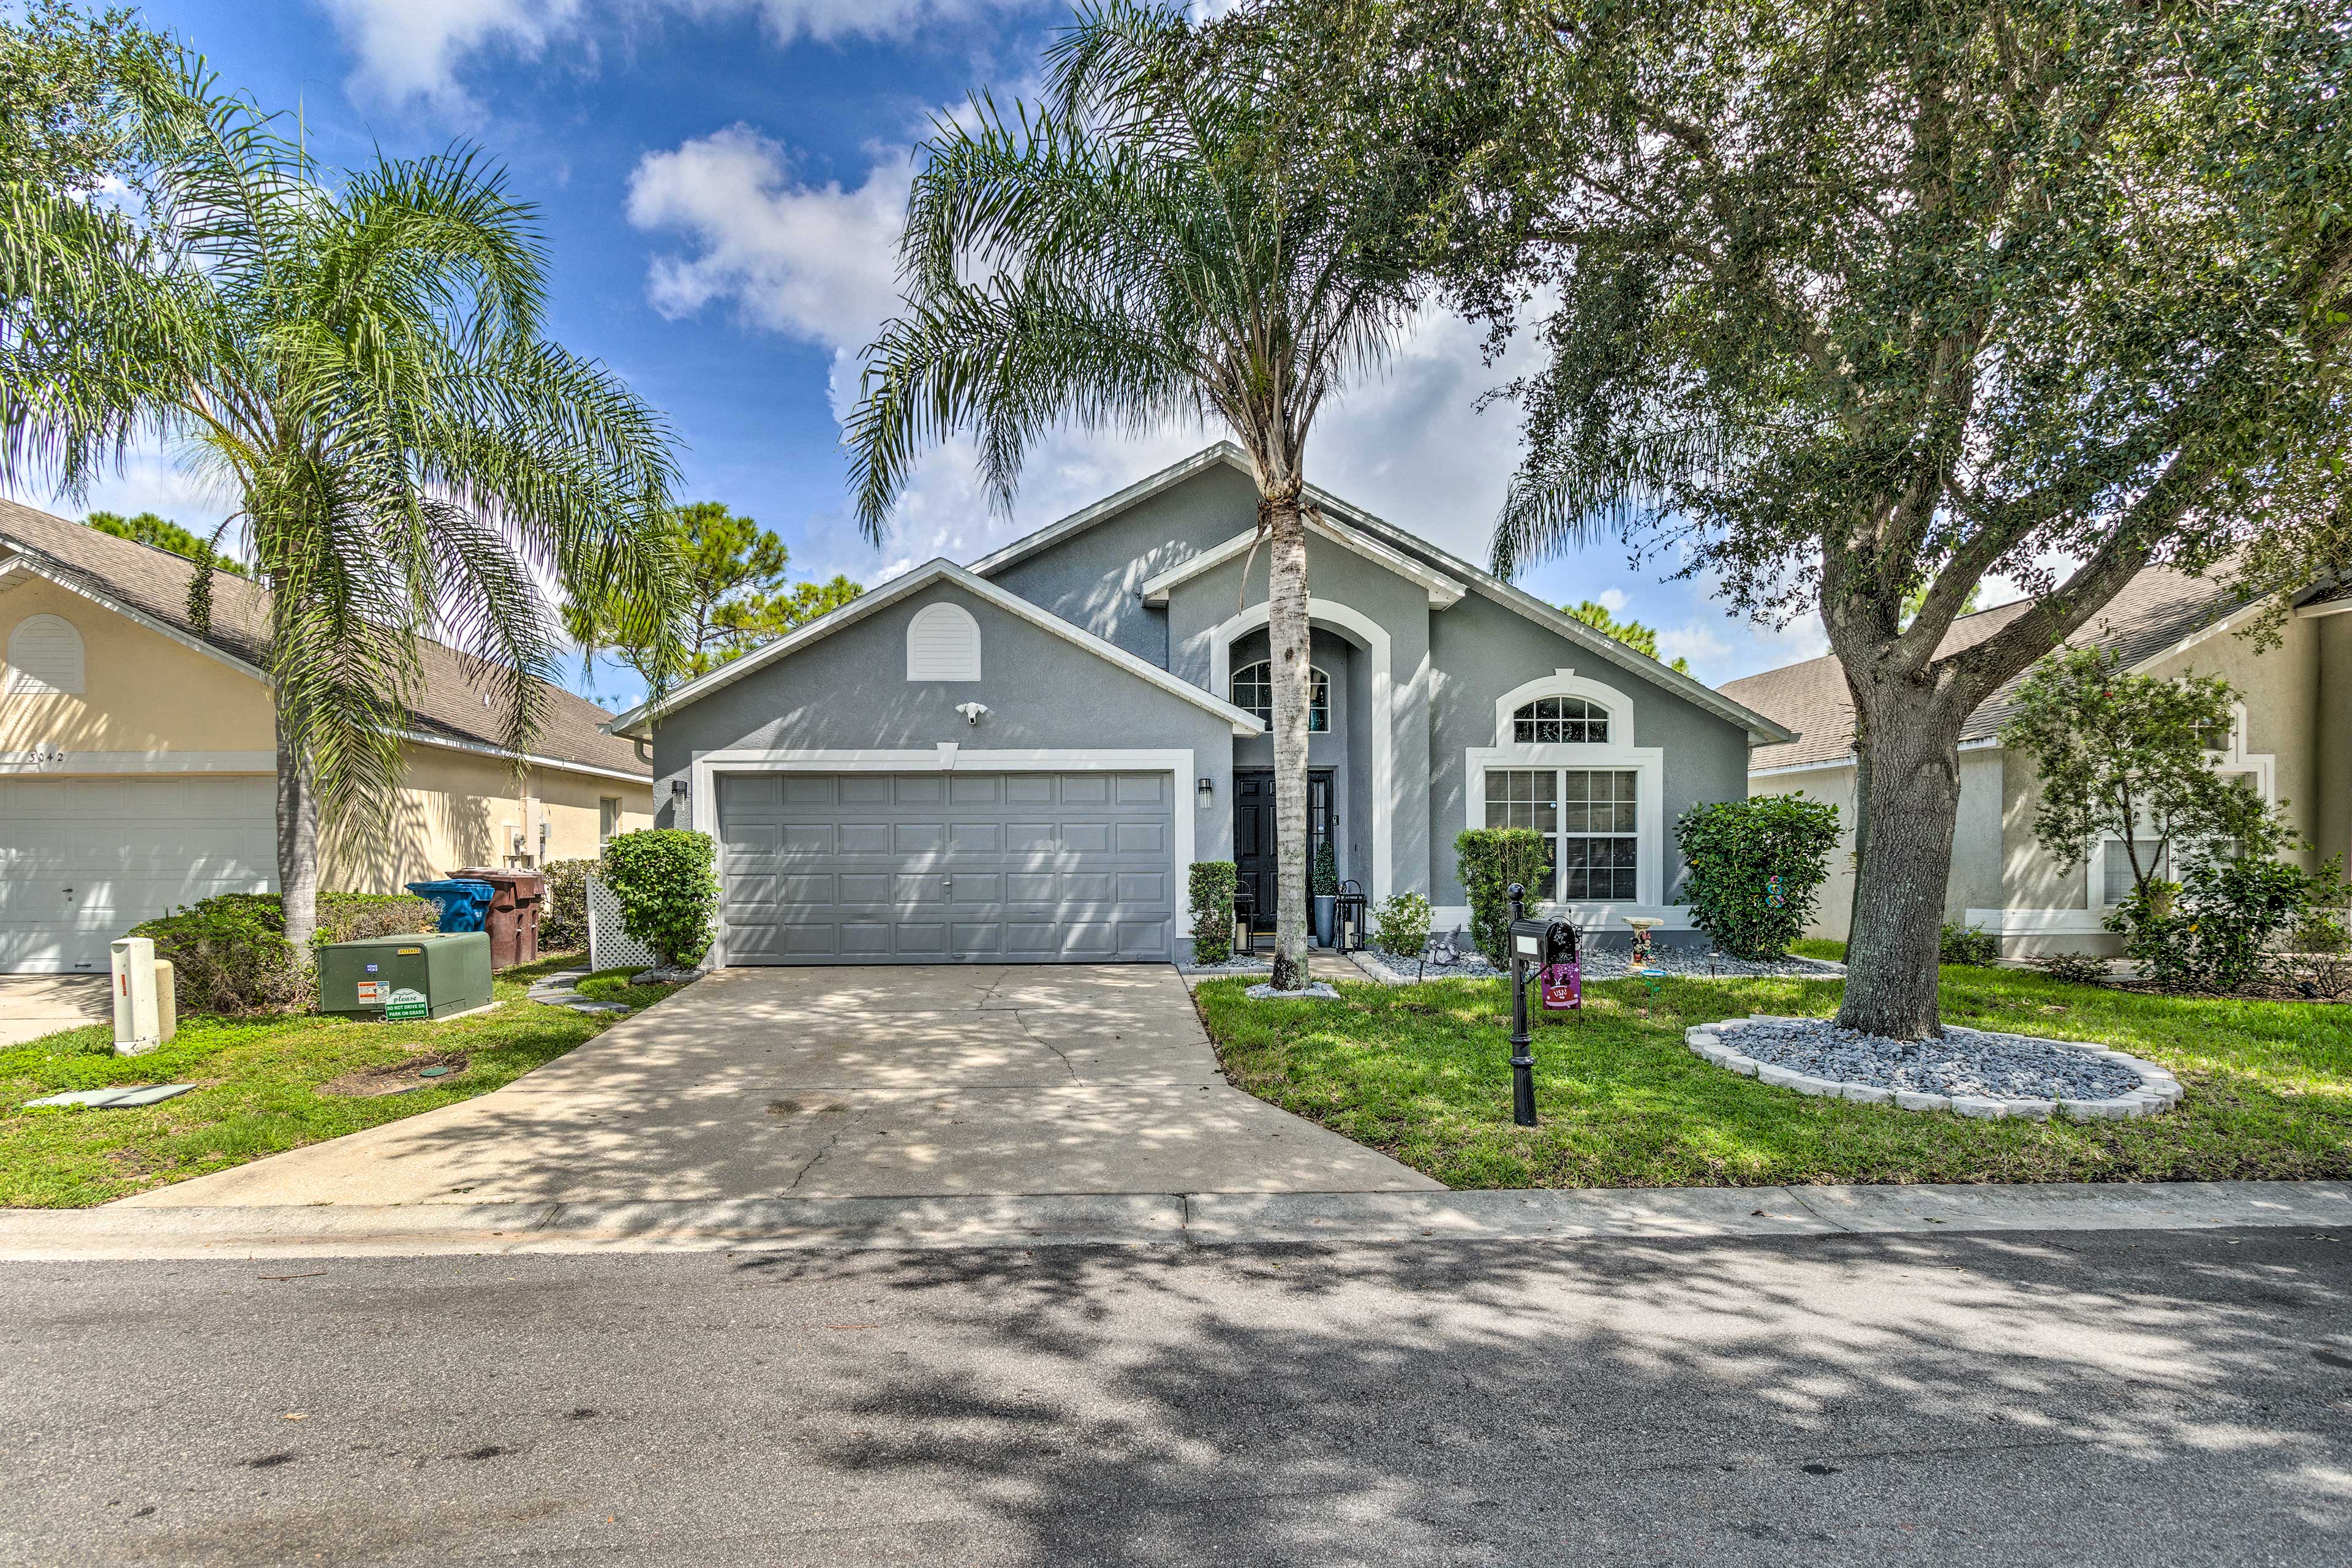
[1505,883,1547,1128]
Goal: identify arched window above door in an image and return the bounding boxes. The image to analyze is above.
[1231,661,1329,731]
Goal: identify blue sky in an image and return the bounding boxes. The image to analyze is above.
[19,0,1834,709]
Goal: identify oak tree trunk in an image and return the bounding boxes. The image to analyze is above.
[1264,494,1314,991]
[1835,695,1970,1038]
[276,699,320,957]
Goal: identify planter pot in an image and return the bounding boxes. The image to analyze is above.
[1313,895,1336,948]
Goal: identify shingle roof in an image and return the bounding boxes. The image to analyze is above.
[1722,565,2255,772]
[0,497,647,778]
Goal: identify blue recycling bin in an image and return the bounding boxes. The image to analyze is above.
[405,878,496,933]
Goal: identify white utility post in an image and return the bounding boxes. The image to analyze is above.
[110,936,174,1056]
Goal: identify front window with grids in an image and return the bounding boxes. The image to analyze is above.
[1231,661,1329,731]
[1513,695,1608,744]
[1485,767,1639,901]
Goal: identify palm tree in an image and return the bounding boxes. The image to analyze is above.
[845,1,1429,988]
[0,58,687,948]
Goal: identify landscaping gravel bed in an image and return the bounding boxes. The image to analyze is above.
[1352,944,1844,985]
[1687,1015,2183,1119]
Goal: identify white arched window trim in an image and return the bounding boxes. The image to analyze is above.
[1469,668,1667,910]
[905,601,982,682]
[1491,669,1633,746]
[1229,659,1330,731]
[5,612,86,695]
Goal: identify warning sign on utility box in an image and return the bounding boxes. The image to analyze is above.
[355,981,385,1006]
[385,987,429,1021]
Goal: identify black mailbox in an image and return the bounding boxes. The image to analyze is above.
[1507,918,1551,964]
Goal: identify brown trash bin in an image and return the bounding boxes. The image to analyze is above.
[449,868,546,969]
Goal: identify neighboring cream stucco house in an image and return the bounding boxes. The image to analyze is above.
[1722,567,2352,957]
[0,499,654,973]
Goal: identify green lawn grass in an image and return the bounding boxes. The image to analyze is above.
[575,966,688,1010]
[1195,963,2352,1189]
[0,954,690,1208]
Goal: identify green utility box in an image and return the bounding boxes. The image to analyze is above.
[317,932,494,1021]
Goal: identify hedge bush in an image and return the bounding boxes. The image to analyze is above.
[601,829,718,968]
[1937,921,2002,966]
[1674,794,1840,958]
[1454,827,1550,966]
[1188,860,1238,965]
[131,891,437,1016]
[539,857,597,952]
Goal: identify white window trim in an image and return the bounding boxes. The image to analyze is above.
[2082,702,2277,913]
[687,747,1197,970]
[1493,669,1632,747]
[905,601,982,682]
[1205,598,1392,899]
[1230,659,1330,731]
[1466,744,1667,909]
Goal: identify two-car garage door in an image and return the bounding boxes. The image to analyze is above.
[717,771,1175,964]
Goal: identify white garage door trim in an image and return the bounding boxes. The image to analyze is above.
[691,748,1196,970]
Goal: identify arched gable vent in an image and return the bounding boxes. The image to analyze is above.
[6,614,85,695]
[905,601,982,682]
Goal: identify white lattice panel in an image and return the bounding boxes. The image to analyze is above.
[586,875,658,974]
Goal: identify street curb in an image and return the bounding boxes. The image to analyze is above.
[0,1180,2346,1260]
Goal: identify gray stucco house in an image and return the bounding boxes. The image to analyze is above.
[605,445,1795,965]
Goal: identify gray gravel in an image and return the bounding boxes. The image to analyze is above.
[1727,1016,2145,1101]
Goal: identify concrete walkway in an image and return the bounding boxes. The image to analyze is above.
[0,975,107,1048]
[113,964,1438,1208]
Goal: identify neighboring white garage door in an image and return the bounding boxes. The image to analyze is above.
[0,774,276,973]
[717,771,1175,964]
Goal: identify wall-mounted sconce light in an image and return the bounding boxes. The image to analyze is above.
[1196,777,1215,809]
[671,778,690,807]
[956,701,989,725]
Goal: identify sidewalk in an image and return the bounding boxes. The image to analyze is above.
[4,1179,2345,1261]
[0,975,108,1049]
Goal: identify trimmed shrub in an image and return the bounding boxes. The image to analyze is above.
[1371,891,1433,962]
[1938,921,2001,966]
[1674,794,1840,959]
[539,857,597,952]
[1311,840,1339,897]
[1188,860,1238,965]
[2036,951,2111,986]
[600,829,718,968]
[132,891,435,1016]
[1454,827,1550,966]
[2111,853,2315,993]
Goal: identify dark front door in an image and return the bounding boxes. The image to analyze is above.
[1233,769,1333,933]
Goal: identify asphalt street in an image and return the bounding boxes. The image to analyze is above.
[2,1226,2346,1566]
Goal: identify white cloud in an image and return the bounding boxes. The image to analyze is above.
[317,0,1042,113]
[626,126,909,350]
[1594,586,1628,614]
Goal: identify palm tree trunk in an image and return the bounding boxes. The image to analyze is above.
[276,698,320,957]
[1835,694,1969,1038]
[1264,492,1313,990]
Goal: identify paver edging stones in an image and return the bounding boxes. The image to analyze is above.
[1683,1017,2183,1120]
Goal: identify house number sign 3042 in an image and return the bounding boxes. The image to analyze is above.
[7,747,67,766]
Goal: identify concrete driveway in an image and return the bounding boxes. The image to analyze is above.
[0,976,108,1048]
[118,965,1438,1207]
